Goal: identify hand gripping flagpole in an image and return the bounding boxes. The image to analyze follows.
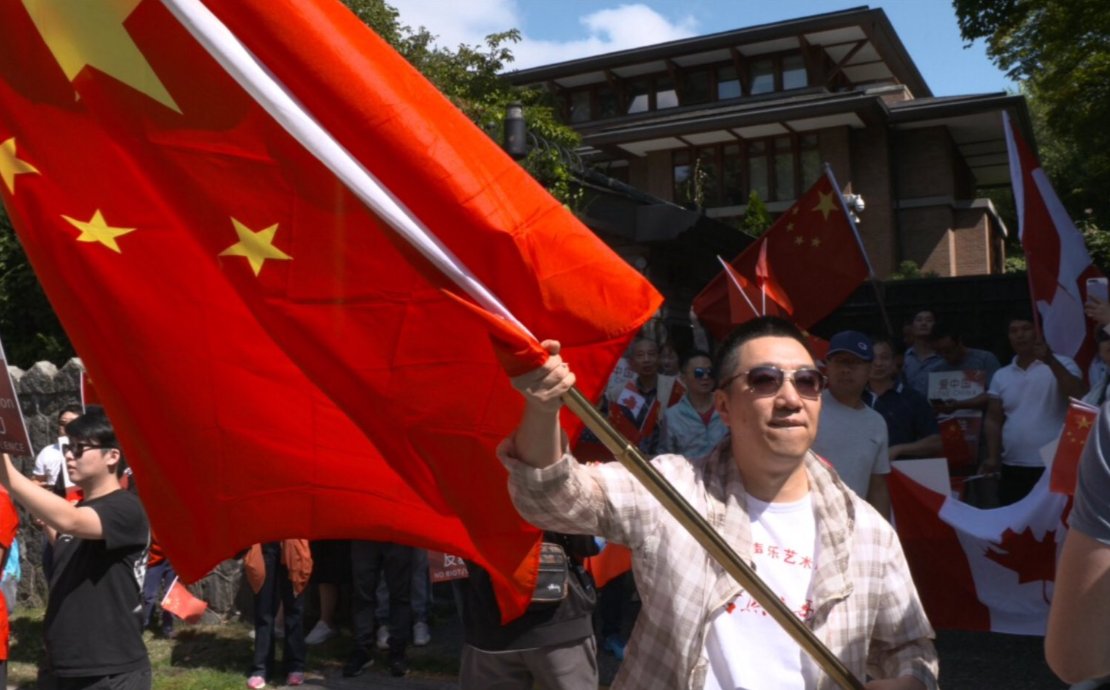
[164,3,860,686]
[561,388,865,690]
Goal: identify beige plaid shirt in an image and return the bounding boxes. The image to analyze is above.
[502,439,939,690]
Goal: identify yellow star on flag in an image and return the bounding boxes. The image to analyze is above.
[0,137,39,193]
[1078,416,1092,429]
[812,190,839,220]
[63,209,136,253]
[786,222,795,232]
[23,0,180,113]
[811,237,821,248]
[219,218,292,276]
[794,235,805,246]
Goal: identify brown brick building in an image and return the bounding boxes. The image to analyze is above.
[504,6,1030,310]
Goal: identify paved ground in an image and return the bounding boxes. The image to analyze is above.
[286,611,1094,689]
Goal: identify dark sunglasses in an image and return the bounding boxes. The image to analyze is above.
[66,442,105,458]
[719,365,826,399]
[692,367,714,380]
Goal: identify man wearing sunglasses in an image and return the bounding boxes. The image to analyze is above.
[659,351,727,459]
[501,317,937,690]
[1,411,150,689]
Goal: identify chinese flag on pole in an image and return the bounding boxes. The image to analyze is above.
[0,0,660,619]
[1049,398,1099,495]
[1004,112,1103,370]
[692,170,870,339]
[161,578,208,624]
[938,416,976,474]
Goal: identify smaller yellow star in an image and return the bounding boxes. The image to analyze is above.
[62,209,135,253]
[786,222,795,232]
[812,191,839,220]
[1078,417,1092,429]
[0,137,39,193]
[811,237,821,247]
[794,236,805,246]
[219,218,292,276]
[791,207,799,215]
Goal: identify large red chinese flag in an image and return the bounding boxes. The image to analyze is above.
[1004,112,1102,370]
[0,0,661,619]
[692,171,870,339]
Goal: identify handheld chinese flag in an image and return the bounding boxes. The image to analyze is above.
[1049,398,1099,495]
[161,578,207,624]
[1004,112,1103,370]
[938,415,976,474]
[0,0,661,619]
[693,170,870,339]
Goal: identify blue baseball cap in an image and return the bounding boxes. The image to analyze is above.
[826,330,874,362]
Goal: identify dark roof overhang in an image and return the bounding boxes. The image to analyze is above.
[503,6,931,99]
[887,93,1032,188]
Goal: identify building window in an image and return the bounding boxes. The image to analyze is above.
[722,144,744,206]
[626,78,650,114]
[716,65,741,100]
[750,58,775,95]
[569,90,592,124]
[747,141,769,200]
[782,53,808,90]
[684,69,713,105]
[773,137,794,202]
[800,134,821,187]
[597,86,619,119]
[656,76,679,109]
[672,133,822,208]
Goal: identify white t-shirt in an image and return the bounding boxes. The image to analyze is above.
[812,391,890,498]
[988,355,1081,467]
[703,494,819,690]
[33,440,74,488]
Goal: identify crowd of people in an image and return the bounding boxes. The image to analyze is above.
[1,300,1108,689]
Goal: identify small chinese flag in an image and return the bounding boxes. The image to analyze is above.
[938,416,974,472]
[693,170,870,338]
[161,578,207,624]
[1050,399,1099,495]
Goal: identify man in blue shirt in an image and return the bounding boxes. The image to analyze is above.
[865,339,941,461]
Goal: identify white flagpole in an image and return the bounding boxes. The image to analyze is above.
[716,256,759,318]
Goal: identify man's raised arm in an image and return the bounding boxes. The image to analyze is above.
[508,340,575,469]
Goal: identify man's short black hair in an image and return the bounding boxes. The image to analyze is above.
[714,317,810,384]
[930,321,962,343]
[57,403,83,422]
[680,349,712,371]
[65,412,124,476]
[1007,313,1036,328]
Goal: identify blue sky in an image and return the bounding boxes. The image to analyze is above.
[388,1,1016,97]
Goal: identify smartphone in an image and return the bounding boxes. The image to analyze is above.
[1087,277,1109,303]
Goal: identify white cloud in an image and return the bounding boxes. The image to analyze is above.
[387,2,699,70]
[387,0,520,50]
[512,5,699,69]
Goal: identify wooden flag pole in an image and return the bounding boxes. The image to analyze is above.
[561,387,866,690]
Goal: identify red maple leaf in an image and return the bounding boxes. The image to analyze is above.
[984,527,1058,585]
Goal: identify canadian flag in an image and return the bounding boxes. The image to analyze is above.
[889,468,1068,634]
[1004,112,1103,370]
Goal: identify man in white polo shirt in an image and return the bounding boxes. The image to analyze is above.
[983,316,1086,505]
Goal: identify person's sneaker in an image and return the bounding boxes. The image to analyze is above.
[245,675,266,690]
[342,648,374,678]
[285,671,305,687]
[389,658,408,678]
[412,621,431,647]
[375,624,390,651]
[602,634,626,661]
[304,621,337,645]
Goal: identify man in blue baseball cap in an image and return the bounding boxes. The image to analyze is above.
[813,330,892,519]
